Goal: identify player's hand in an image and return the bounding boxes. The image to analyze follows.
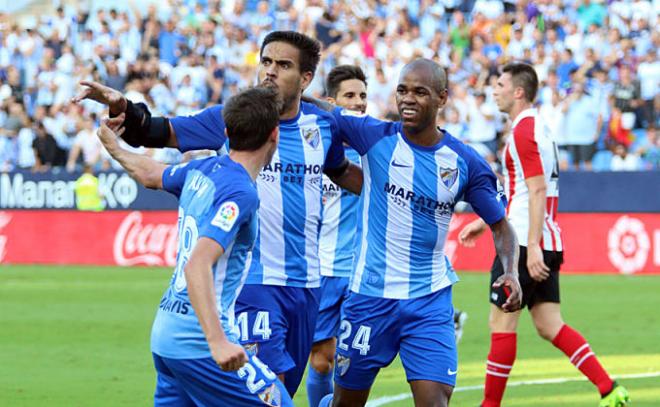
[492,273,522,312]
[527,244,550,282]
[97,117,125,152]
[458,219,488,248]
[71,81,128,116]
[211,341,248,372]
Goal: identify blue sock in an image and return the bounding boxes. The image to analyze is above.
[307,365,333,407]
[318,393,334,407]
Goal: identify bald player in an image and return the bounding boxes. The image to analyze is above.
[311,59,522,406]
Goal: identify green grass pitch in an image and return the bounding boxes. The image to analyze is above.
[1,265,659,406]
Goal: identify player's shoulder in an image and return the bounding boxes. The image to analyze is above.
[301,101,336,124]
[210,157,258,202]
[512,109,538,137]
[442,130,495,179]
[442,130,481,163]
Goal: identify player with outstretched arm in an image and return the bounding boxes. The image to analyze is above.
[73,31,362,398]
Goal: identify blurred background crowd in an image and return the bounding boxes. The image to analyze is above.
[0,0,658,174]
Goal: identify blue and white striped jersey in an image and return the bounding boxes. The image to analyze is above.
[151,155,259,359]
[334,109,506,300]
[170,103,346,288]
[318,146,362,278]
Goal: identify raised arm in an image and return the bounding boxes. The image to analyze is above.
[301,94,335,112]
[73,81,178,148]
[96,117,167,189]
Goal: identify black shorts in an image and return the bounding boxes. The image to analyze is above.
[490,246,564,309]
[567,144,596,165]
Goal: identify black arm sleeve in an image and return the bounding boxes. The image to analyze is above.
[323,157,350,178]
[112,100,171,148]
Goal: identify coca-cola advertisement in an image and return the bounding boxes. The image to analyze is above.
[1,210,178,266]
[1,210,659,274]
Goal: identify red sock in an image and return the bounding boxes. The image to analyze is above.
[552,324,614,396]
[482,333,517,407]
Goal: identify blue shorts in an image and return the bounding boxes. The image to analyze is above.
[313,276,350,343]
[334,286,457,390]
[153,353,293,407]
[235,284,320,396]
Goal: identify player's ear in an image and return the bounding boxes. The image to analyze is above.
[437,88,448,107]
[271,125,280,144]
[300,71,314,91]
[325,96,337,106]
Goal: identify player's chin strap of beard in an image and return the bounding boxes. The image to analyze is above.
[110,100,171,148]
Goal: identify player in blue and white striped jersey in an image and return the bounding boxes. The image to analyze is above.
[96,88,293,406]
[74,31,362,397]
[306,65,366,407]
[314,59,523,407]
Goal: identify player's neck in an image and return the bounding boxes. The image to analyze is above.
[279,96,301,121]
[229,149,269,181]
[509,101,533,123]
[403,125,443,147]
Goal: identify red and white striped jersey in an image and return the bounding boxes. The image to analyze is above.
[502,108,563,252]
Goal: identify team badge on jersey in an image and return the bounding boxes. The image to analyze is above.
[301,127,321,149]
[336,354,351,376]
[244,342,259,356]
[258,383,283,406]
[211,201,239,231]
[440,168,459,189]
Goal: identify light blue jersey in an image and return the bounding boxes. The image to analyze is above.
[150,155,259,359]
[334,109,506,300]
[318,146,362,278]
[171,103,346,289]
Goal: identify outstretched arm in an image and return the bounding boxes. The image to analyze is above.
[96,116,167,189]
[73,81,178,148]
[301,94,335,112]
[489,217,522,312]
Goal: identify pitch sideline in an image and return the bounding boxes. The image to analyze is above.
[365,371,660,406]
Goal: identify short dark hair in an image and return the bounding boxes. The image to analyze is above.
[401,58,448,95]
[502,62,539,103]
[223,87,281,151]
[261,31,321,75]
[326,65,367,98]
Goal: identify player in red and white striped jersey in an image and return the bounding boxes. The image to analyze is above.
[501,100,562,252]
[459,63,629,407]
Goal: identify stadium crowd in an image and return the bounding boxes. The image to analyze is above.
[0,0,658,173]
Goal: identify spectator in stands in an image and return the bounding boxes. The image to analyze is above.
[32,122,66,172]
[0,132,15,172]
[440,106,467,142]
[66,114,103,172]
[636,49,659,129]
[540,90,569,169]
[466,90,498,159]
[563,81,602,170]
[613,66,642,131]
[611,143,642,171]
[636,127,660,170]
[0,0,656,173]
[16,118,36,169]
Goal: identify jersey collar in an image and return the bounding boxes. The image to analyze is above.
[511,108,536,128]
